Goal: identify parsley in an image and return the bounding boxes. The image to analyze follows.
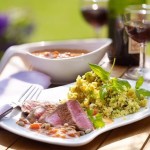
[89,64,110,81]
[85,63,150,129]
[99,84,108,100]
[112,78,131,91]
[89,63,150,100]
[87,109,105,128]
[135,76,150,97]
[136,76,144,89]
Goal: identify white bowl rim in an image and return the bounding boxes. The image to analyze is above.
[15,38,112,61]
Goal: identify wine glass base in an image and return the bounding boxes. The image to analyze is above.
[125,67,150,80]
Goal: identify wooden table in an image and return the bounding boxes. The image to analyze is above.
[0,55,150,150]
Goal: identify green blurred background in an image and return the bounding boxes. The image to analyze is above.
[0,0,108,43]
[0,0,150,53]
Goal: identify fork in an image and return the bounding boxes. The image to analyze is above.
[0,84,42,120]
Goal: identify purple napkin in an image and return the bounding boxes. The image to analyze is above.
[0,71,51,105]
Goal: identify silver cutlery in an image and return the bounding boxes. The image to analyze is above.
[0,84,42,120]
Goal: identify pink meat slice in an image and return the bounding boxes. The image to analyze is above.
[21,101,42,114]
[45,112,62,126]
[67,100,94,131]
[27,106,46,123]
[45,100,94,131]
[22,100,57,123]
[21,101,57,114]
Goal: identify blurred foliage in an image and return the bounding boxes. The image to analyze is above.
[0,0,150,56]
[0,7,34,58]
[0,8,34,43]
[0,0,107,42]
[1,0,150,41]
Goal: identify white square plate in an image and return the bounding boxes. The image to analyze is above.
[0,80,150,147]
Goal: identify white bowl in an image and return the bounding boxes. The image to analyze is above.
[0,38,112,84]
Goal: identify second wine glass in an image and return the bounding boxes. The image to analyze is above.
[80,0,108,38]
[124,4,150,80]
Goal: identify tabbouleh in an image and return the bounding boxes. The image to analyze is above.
[68,64,149,119]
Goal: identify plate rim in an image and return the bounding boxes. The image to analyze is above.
[0,80,150,147]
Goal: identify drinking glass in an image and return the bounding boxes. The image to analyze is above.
[80,0,108,38]
[123,4,150,80]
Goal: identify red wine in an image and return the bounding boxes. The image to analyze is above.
[125,21,150,43]
[81,7,108,27]
[108,18,139,66]
[107,0,146,66]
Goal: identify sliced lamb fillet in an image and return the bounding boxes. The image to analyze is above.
[38,110,62,126]
[45,112,63,126]
[22,100,57,123]
[27,106,46,123]
[44,100,94,131]
[21,100,57,114]
[58,100,94,131]
[21,101,42,114]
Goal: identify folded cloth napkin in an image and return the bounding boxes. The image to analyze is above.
[0,71,51,105]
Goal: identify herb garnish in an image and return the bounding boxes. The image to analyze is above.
[87,63,150,128]
[89,64,110,81]
[135,76,150,97]
[89,64,150,99]
[87,109,105,128]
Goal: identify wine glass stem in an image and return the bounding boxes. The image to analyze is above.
[94,27,100,38]
[139,43,146,69]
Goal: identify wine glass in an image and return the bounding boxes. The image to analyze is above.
[80,0,108,38]
[123,4,150,80]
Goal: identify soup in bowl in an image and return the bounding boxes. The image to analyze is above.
[31,48,89,59]
[0,38,112,84]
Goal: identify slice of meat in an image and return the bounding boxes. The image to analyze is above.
[21,101,57,114]
[66,100,94,131]
[27,106,46,123]
[21,101,42,114]
[44,100,94,131]
[45,112,63,126]
[22,101,57,123]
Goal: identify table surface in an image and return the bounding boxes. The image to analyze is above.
[0,55,150,150]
